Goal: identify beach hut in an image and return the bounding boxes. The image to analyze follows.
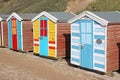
[0,14,9,47]
[68,11,120,72]
[32,11,75,58]
[7,13,38,52]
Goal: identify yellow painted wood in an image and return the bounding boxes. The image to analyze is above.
[33,19,39,39]
[49,49,55,57]
[34,46,39,53]
[33,19,40,54]
[48,19,56,57]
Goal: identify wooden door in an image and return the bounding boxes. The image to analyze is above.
[12,18,17,50]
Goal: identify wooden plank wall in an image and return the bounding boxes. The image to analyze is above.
[107,24,120,72]
[22,21,33,51]
[2,21,8,47]
[57,23,70,58]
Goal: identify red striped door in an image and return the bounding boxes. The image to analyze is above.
[12,18,17,50]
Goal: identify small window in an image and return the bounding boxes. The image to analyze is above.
[96,39,102,44]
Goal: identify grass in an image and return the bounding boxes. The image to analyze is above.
[86,0,120,11]
[0,0,67,13]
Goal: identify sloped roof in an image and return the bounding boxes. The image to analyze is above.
[48,12,75,22]
[0,14,9,21]
[17,13,38,20]
[92,11,120,23]
[32,11,75,22]
[7,12,38,21]
[68,11,120,26]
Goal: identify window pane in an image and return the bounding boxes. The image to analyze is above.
[43,29,47,36]
[40,29,43,36]
[43,20,47,29]
[40,20,43,29]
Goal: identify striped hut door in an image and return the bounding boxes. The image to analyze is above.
[12,18,17,50]
[80,20,93,69]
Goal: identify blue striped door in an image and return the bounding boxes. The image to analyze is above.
[80,20,93,69]
[40,18,48,56]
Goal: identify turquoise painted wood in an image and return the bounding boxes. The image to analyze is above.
[8,19,12,48]
[80,20,93,69]
[40,18,48,56]
[17,20,22,50]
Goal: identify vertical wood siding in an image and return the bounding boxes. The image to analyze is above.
[22,21,33,51]
[48,19,56,57]
[2,21,8,47]
[8,19,12,48]
[17,20,22,50]
[33,19,39,53]
[57,23,70,58]
[93,21,106,72]
[71,21,80,66]
[107,24,120,72]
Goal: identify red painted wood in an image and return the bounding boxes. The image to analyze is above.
[34,39,39,41]
[34,44,39,46]
[49,41,55,44]
[49,46,55,49]
[12,18,16,20]
[43,20,47,28]
[12,34,17,50]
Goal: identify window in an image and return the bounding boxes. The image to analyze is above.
[40,20,47,36]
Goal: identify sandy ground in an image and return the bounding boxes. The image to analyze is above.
[0,48,120,80]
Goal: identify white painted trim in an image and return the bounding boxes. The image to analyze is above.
[68,11,109,26]
[93,21,95,71]
[94,67,105,72]
[1,22,4,46]
[32,11,58,22]
[48,44,55,47]
[94,46,105,50]
[55,23,57,58]
[94,53,105,58]
[71,48,80,53]
[71,42,80,46]
[7,12,23,21]
[94,32,105,36]
[71,36,80,40]
[34,41,39,44]
[105,26,107,72]
[71,61,80,66]
[0,17,3,21]
[94,60,105,65]
[72,30,80,33]
[21,22,23,51]
[71,55,80,59]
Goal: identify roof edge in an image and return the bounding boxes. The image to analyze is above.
[32,11,58,22]
[68,11,109,26]
[7,12,23,21]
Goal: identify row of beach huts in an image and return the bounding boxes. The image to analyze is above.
[0,11,120,73]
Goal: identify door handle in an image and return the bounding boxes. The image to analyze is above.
[39,37,43,40]
[79,44,85,49]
